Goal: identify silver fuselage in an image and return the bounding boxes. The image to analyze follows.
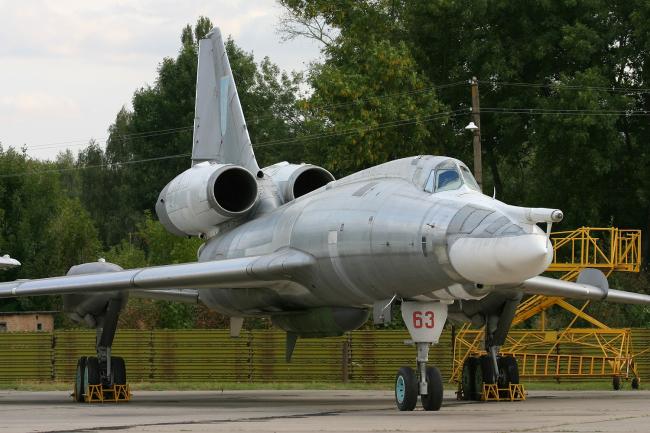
[198,156,552,316]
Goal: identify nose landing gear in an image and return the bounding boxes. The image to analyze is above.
[393,301,448,411]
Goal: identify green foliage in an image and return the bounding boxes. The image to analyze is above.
[303,38,447,175]
[0,147,101,312]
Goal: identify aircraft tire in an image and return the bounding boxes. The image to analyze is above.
[498,356,520,385]
[472,355,497,400]
[111,356,126,385]
[394,366,418,411]
[420,366,443,411]
[74,356,87,402]
[84,356,100,397]
[612,376,621,390]
[471,358,484,400]
[461,357,479,400]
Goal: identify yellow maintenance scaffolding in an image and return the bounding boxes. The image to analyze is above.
[452,227,645,389]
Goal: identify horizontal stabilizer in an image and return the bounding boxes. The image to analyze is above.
[0,249,313,298]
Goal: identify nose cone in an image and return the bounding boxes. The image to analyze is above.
[448,232,552,285]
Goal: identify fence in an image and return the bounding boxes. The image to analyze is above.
[1,329,649,384]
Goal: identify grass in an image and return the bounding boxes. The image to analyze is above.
[0,380,640,392]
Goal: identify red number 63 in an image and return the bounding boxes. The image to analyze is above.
[412,311,435,329]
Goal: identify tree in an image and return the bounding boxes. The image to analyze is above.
[0,147,101,313]
[280,1,452,176]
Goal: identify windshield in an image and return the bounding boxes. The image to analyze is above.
[435,168,462,192]
[460,166,481,192]
[424,164,477,194]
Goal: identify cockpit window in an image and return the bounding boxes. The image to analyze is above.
[424,167,463,193]
[436,168,462,192]
[460,166,481,192]
[424,163,479,194]
[424,170,436,193]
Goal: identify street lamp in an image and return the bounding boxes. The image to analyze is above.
[464,121,479,132]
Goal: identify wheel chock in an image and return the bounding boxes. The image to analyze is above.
[480,383,526,402]
[73,384,132,403]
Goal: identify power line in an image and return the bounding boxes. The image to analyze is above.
[17,81,468,150]
[481,107,650,116]
[253,109,466,148]
[12,78,650,156]
[0,153,190,179]
[479,80,650,94]
[14,79,650,151]
[23,126,194,150]
[0,110,464,178]
[5,101,649,179]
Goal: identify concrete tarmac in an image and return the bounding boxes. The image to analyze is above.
[1,389,649,433]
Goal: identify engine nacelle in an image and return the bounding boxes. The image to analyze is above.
[271,307,369,338]
[63,260,128,328]
[156,162,259,237]
[263,162,335,204]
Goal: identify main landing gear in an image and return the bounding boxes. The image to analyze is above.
[459,354,520,401]
[394,301,448,411]
[73,299,130,402]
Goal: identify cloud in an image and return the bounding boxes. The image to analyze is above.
[0,93,79,117]
[0,0,322,160]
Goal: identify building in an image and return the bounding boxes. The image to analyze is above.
[0,311,56,332]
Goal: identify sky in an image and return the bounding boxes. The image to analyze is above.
[0,0,323,160]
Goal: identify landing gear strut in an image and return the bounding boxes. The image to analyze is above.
[457,292,524,401]
[394,301,448,411]
[73,298,128,402]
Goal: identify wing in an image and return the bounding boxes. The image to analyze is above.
[517,268,650,304]
[0,249,313,298]
[130,289,200,303]
[191,27,259,173]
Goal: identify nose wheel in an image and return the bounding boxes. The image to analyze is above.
[393,301,449,412]
[395,366,418,411]
[420,366,443,411]
[394,353,444,411]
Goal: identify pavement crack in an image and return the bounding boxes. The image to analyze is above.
[510,413,650,432]
[38,409,355,433]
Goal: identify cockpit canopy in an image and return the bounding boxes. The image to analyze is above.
[424,160,481,193]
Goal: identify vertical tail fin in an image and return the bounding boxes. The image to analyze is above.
[192,27,260,173]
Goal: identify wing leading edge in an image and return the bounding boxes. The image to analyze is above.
[0,249,314,299]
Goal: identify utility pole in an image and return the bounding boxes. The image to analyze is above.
[470,77,482,191]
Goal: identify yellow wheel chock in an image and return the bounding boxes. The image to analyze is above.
[73,384,131,403]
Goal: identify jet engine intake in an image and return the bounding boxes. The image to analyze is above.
[156,162,259,237]
[263,162,335,203]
